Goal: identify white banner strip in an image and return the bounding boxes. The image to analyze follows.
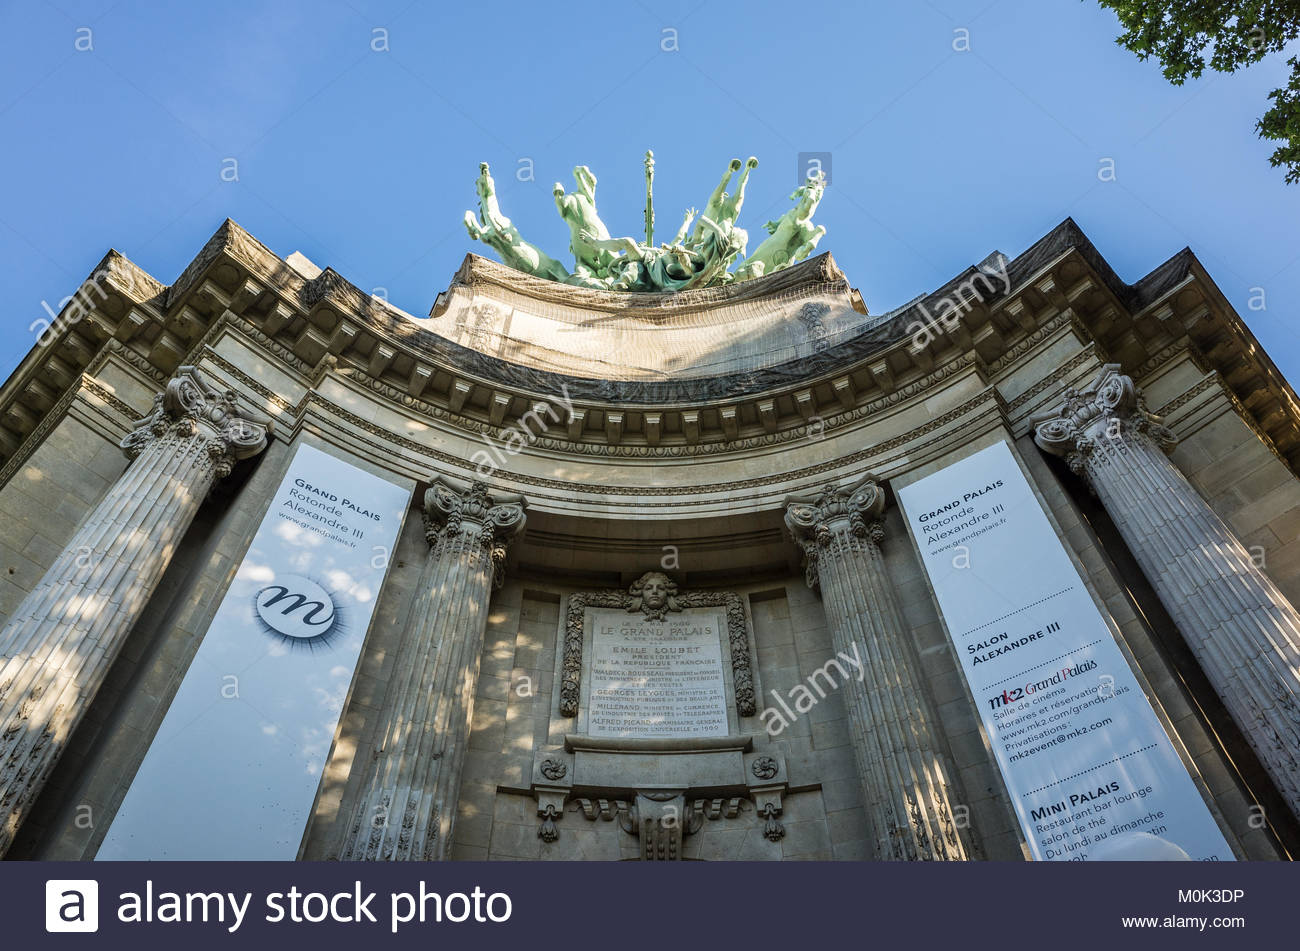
[98,443,411,860]
[897,441,1232,861]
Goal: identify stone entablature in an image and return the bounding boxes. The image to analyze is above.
[2,219,1296,483]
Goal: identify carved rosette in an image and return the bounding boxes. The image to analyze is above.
[1031,364,1176,476]
[422,478,526,587]
[120,365,269,479]
[783,474,886,588]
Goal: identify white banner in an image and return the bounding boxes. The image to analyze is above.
[897,441,1232,861]
[98,443,410,860]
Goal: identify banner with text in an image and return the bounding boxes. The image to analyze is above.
[896,440,1232,861]
[98,443,411,860]
[586,608,729,739]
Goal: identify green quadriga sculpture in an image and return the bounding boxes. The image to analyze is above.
[463,154,826,293]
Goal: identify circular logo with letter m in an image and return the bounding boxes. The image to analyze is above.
[255,574,342,647]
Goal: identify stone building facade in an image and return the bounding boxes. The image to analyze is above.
[0,217,1298,861]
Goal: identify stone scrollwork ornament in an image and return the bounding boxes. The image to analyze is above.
[120,365,270,479]
[783,474,886,589]
[758,802,786,842]
[1031,363,1177,475]
[423,478,526,589]
[537,804,561,844]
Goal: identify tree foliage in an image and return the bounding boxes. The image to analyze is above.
[1097,1,1300,182]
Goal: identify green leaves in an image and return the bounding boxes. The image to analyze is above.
[1097,0,1300,181]
[1258,55,1300,182]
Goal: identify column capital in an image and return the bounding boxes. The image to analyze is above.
[1031,364,1176,472]
[783,474,887,589]
[423,478,526,587]
[120,366,271,478]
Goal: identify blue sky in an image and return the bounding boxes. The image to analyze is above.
[1,0,1297,384]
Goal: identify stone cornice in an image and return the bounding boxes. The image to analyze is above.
[3,217,1297,482]
[0,377,94,488]
[190,309,993,462]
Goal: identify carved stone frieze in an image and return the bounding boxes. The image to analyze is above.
[560,792,782,853]
[530,746,788,852]
[140,345,1008,510]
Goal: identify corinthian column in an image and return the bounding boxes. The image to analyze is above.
[0,367,269,855]
[338,478,525,861]
[1033,363,1300,817]
[785,477,971,861]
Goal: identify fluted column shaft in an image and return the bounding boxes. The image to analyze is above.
[1035,364,1300,817]
[338,479,525,861]
[786,477,971,860]
[0,367,268,855]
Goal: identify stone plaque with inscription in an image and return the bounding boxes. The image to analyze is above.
[587,608,729,739]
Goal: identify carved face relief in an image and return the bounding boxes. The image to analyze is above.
[642,576,668,609]
[627,571,680,621]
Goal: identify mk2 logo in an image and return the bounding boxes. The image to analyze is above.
[987,657,1097,711]
[254,574,346,648]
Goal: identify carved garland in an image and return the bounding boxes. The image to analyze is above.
[559,590,757,719]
